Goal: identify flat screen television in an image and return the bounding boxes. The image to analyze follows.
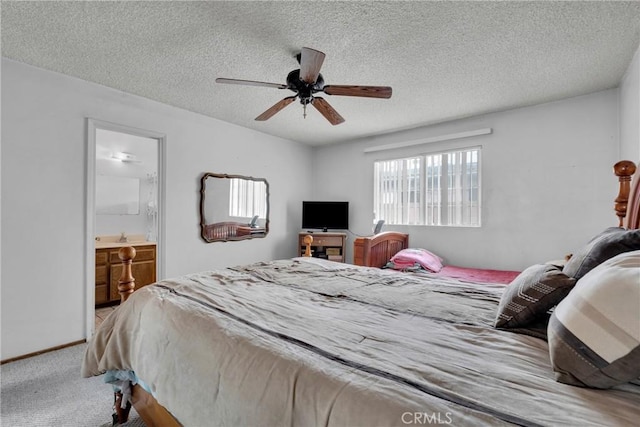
[302,201,349,232]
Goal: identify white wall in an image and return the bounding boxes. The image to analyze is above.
[313,90,620,271]
[620,44,640,161]
[1,54,633,360]
[1,58,313,360]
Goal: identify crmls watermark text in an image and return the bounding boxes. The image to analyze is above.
[401,412,453,425]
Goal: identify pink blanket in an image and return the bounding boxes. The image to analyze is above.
[438,265,520,285]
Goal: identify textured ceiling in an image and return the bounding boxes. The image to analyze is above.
[2,1,640,146]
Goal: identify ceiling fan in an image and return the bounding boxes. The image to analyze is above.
[216,47,392,125]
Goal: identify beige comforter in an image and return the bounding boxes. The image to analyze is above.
[83,258,640,426]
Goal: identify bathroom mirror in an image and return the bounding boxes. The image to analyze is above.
[199,173,270,242]
[96,175,140,215]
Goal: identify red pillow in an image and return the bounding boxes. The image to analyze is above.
[390,248,444,273]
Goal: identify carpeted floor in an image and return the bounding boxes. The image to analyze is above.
[1,343,144,427]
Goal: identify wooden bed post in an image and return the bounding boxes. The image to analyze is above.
[114,247,137,424]
[118,246,136,303]
[614,160,637,228]
[112,245,181,426]
[303,234,313,257]
[113,390,132,425]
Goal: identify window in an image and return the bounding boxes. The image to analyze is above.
[373,147,480,226]
[228,178,267,218]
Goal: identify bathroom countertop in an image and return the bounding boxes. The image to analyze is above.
[95,234,156,249]
[95,240,157,249]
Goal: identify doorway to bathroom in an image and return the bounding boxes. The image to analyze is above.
[85,119,165,337]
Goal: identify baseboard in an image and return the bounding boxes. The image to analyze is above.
[1,339,86,365]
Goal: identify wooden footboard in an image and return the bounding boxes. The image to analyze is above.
[353,231,409,268]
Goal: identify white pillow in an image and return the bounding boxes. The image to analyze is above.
[548,250,640,388]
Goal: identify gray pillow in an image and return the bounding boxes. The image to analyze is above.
[548,251,640,389]
[495,264,576,330]
[563,227,640,280]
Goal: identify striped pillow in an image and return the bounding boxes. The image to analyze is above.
[494,264,576,329]
[548,250,640,388]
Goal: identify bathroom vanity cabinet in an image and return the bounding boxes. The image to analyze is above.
[95,243,157,306]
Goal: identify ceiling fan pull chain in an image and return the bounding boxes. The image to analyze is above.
[303,103,307,119]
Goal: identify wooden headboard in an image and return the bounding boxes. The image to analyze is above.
[353,231,409,268]
[353,160,640,268]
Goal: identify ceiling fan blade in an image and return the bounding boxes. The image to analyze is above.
[216,78,287,90]
[311,97,345,125]
[299,47,326,84]
[323,85,392,99]
[255,96,297,121]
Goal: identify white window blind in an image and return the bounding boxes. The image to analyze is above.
[229,179,267,218]
[373,147,480,226]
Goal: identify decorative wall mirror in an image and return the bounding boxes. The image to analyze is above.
[200,173,270,242]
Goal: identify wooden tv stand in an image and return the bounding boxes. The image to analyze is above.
[298,232,346,262]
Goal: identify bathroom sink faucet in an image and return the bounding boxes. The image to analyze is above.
[119,232,128,243]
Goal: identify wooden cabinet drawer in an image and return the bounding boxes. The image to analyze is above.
[109,245,155,263]
[95,265,107,285]
[96,250,109,265]
[96,244,157,306]
[307,236,341,246]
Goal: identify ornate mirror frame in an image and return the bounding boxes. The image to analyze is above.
[199,173,270,242]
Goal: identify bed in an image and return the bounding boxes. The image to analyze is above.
[203,221,263,241]
[83,160,640,426]
[353,232,521,284]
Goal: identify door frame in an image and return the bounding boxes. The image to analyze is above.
[85,118,166,338]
